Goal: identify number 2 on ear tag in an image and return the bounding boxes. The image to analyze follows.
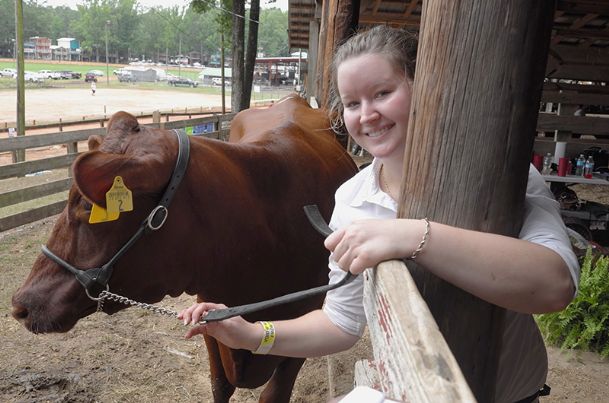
[106,176,133,214]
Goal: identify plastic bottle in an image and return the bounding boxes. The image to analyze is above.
[575,154,585,176]
[584,156,594,179]
[542,153,553,175]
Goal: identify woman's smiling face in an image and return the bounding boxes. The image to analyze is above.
[338,53,412,161]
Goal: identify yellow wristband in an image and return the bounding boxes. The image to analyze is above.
[252,321,275,355]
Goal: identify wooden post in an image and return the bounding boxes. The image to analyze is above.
[152,110,160,126]
[66,141,78,176]
[396,1,555,401]
[316,0,360,109]
[14,0,25,163]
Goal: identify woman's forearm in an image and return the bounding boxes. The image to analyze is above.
[268,310,360,357]
[415,221,574,314]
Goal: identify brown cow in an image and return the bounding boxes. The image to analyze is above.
[11,95,357,402]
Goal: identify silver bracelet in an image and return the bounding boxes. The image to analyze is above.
[408,218,430,260]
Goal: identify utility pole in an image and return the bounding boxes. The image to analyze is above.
[14,0,25,163]
[297,48,302,89]
[178,35,182,77]
[105,20,110,86]
[221,32,225,114]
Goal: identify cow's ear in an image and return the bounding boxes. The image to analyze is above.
[72,150,166,206]
[87,134,103,151]
[87,135,103,151]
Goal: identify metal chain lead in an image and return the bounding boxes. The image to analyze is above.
[97,290,179,318]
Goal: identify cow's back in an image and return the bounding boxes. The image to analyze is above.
[228,94,333,144]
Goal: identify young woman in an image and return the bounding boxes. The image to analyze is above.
[179,26,579,402]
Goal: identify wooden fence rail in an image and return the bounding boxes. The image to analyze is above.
[0,105,229,132]
[0,112,236,232]
[355,260,475,402]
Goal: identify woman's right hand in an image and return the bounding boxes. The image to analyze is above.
[178,302,261,351]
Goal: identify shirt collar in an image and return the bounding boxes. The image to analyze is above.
[349,158,398,211]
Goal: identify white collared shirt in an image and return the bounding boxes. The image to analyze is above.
[322,158,579,402]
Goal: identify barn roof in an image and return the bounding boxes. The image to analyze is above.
[288,0,609,51]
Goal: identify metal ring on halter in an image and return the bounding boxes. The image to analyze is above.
[84,284,109,301]
[147,206,168,230]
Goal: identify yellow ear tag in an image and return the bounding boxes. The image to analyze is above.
[105,176,134,214]
[89,203,120,224]
[87,176,133,224]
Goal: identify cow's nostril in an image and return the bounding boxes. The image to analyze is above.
[12,305,29,321]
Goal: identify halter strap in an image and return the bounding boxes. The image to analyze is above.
[42,129,190,299]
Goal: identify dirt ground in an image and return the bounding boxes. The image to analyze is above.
[2,88,609,402]
[0,87,226,125]
[2,219,609,403]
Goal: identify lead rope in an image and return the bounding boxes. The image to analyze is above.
[94,205,346,323]
[97,289,179,318]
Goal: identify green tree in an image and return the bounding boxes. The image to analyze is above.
[242,0,260,109]
[0,0,15,57]
[73,0,138,62]
[258,8,288,56]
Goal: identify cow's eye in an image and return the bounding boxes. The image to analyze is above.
[81,200,92,212]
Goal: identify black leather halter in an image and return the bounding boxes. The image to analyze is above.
[41,129,190,300]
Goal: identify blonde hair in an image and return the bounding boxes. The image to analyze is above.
[328,25,418,134]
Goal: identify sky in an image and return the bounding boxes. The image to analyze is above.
[42,0,289,11]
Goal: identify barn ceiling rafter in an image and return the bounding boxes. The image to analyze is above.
[288,0,609,52]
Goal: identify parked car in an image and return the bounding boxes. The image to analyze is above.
[117,70,135,82]
[38,70,61,80]
[24,71,44,83]
[87,69,104,77]
[0,68,16,78]
[168,76,198,87]
[58,71,81,79]
[84,72,98,83]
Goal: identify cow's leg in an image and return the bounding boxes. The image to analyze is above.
[258,357,306,403]
[203,335,236,403]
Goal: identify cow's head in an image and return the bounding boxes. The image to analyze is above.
[11,112,181,333]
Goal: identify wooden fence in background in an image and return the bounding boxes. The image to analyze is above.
[0,112,236,232]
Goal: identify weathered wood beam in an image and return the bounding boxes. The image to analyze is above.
[363,260,475,402]
[556,0,609,15]
[0,200,66,232]
[316,0,360,108]
[0,128,103,153]
[0,154,78,180]
[537,113,609,134]
[544,82,609,94]
[541,90,609,106]
[0,178,72,208]
[553,28,609,40]
[402,0,420,18]
[372,0,381,14]
[570,13,599,29]
[397,1,555,400]
[547,63,609,81]
[358,13,420,26]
